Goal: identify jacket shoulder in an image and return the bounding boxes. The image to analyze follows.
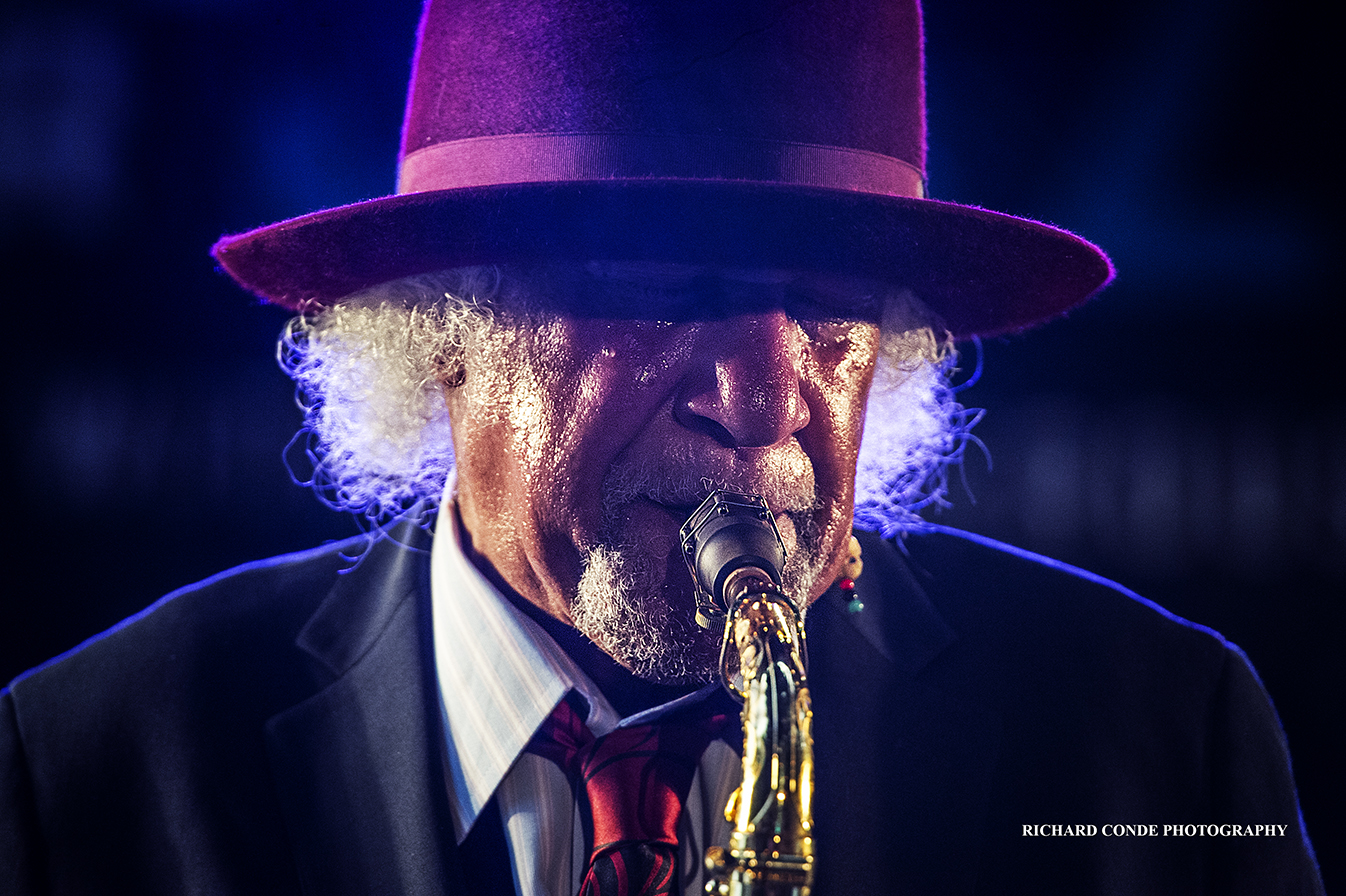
[865,525,1244,753]
[878,526,1322,893]
[894,525,1229,666]
[0,535,389,894]
[2,534,389,778]
[8,536,367,702]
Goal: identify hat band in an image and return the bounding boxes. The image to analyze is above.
[397,133,926,199]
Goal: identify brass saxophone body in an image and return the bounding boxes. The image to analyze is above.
[681,491,816,896]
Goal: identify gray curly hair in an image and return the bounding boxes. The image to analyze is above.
[278,265,977,536]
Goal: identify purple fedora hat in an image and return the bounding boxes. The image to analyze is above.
[212,0,1113,338]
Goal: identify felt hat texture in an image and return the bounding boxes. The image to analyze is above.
[212,0,1113,338]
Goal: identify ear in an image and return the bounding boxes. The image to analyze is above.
[428,334,468,389]
[435,356,467,388]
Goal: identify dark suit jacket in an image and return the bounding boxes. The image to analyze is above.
[1,522,1323,894]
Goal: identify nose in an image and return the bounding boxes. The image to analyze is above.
[674,311,811,448]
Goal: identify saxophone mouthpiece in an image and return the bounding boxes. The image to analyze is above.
[679,489,790,630]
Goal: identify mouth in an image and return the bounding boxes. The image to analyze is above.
[642,497,701,526]
[643,493,806,560]
[641,491,810,526]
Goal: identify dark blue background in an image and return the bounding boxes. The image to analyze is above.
[2,0,1339,886]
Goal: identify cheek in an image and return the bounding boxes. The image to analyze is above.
[466,320,691,533]
[804,324,880,470]
[796,330,879,602]
[548,324,698,518]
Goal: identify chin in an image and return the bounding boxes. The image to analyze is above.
[571,500,835,685]
[571,543,724,685]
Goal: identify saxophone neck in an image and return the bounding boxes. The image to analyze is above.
[706,586,815,896]
[678,490,816,895]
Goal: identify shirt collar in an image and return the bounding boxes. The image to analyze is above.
[429,484,626,843]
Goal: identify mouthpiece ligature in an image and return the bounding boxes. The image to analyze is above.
[680,490,792,630]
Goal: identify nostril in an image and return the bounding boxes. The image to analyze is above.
[675,398,739,448]
[676,364,810,449]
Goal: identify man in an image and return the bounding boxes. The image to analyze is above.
[1,1,1323,894]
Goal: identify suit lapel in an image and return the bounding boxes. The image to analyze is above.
[807,531,1001,895]
[264,523,466,895]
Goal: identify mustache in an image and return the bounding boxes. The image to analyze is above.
[601,448,819,517]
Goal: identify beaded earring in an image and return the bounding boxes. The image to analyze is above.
[836,535,864,614]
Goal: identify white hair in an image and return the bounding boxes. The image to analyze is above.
[853,294,981,537]
[278,266,977,535]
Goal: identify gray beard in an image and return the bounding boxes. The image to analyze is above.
[571,506,828,685]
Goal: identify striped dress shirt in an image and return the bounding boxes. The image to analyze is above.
[429,501,739,896]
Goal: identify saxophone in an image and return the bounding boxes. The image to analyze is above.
[681,490,815,896]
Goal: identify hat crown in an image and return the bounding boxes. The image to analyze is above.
[399,0,925,190]
[213,0,1111,336]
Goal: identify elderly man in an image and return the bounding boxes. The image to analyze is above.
[1,1,1323,894]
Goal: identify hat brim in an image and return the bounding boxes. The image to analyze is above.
[212,180,1112,339]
